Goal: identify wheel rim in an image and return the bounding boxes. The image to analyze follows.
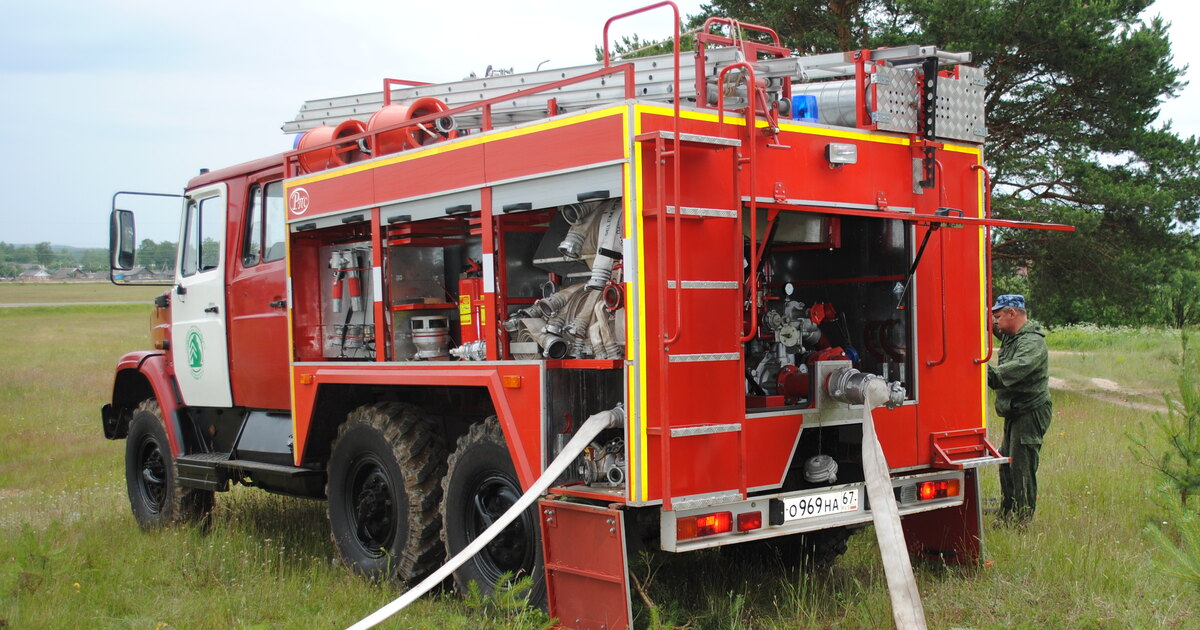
[346,455,397,556]
[465,472,536,582]
[137,436,167,514]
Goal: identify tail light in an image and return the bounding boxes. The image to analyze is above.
[918,479,961,501]
[676,511,733,540]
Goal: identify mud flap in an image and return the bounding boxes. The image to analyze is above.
[901,467,983,565]
[539,499,632,630]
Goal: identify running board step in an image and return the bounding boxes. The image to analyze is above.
[930,428,1008,469]
[176,452,323,491]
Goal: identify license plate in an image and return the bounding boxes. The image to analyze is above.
[781,489,860,522]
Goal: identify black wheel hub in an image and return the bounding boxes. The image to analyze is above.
[467,473,535,580]
[348,457,395,555]
[138,437,167,514]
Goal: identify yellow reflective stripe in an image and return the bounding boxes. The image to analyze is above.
[977,157,988,428]
[631,106,651,503]
[943,143,983,156]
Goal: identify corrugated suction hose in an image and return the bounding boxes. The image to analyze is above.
[347,405,626,630]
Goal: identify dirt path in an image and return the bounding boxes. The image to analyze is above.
[1046,352,1168,413]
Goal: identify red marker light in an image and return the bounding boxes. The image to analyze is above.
[736,511,763,532]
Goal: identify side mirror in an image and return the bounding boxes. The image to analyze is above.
[110,209,136,271]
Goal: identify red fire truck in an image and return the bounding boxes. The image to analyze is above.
[102,4,1066,626]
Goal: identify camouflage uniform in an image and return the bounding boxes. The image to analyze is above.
[987,319,1051,523]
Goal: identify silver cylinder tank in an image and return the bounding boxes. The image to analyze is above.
[791,79,863,127]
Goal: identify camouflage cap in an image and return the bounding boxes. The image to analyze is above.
[991,294,1025,311]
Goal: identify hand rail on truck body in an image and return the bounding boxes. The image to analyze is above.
[716,62,761,343]
[971,163,994,365]
[695,17,792,110]
[604,1,685,347]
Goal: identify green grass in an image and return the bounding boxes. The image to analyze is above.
[0,282,164,305]
[1044,324,1180,409]
[1,306,1194,628]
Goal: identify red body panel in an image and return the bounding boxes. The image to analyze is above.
[291,363,544,486]
[482,115,624,181]
[285,114,624,224]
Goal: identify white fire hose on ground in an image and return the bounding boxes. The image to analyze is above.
[827,367,928,630]
[347,405,626,630]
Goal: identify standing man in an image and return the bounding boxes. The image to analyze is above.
[987,294,1052,524]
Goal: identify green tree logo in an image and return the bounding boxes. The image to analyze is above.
[186,326,204,379]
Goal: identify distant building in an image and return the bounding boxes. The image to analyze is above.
[113,266,160,282]
[50,266,88,280]
[18,266,50,281]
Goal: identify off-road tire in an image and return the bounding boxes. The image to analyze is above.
[327,402,447,583]
[441,417,546,606]
[124,399,214,529]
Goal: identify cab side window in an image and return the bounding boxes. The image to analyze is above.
[263,182,285,262]
[181,196,224,277]
[242,185,264,266]
[241,180,286,266]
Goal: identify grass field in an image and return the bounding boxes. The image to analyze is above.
[0,285,1194,628]
[0,282,164,305]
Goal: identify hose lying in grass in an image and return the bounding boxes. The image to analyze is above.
[346,405,626,630]
[860,377,928,630]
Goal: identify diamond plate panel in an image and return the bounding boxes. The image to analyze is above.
[872,65,918,134]
[667,352,740,363]
[671,490,744,511]
[936,65,987,144]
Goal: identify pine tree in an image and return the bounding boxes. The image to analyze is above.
[690,0,1200,325]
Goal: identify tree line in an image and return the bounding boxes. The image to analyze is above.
[616,0,1199,328]
[0,239,176,278]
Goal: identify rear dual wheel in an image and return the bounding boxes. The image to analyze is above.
[441,417,546,605]
[327,403,447,582]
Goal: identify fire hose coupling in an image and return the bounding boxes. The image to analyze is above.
[518,317,569,359]
[826,367,905,410]
[586,205,623,291]
[449,340,486,361]
[597,402,626,429]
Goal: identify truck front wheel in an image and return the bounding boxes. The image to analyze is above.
[326,403,447,582]
[124,400,213,529]
[441,417,546,606]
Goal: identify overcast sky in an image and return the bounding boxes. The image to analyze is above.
[1,0,1196,248]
